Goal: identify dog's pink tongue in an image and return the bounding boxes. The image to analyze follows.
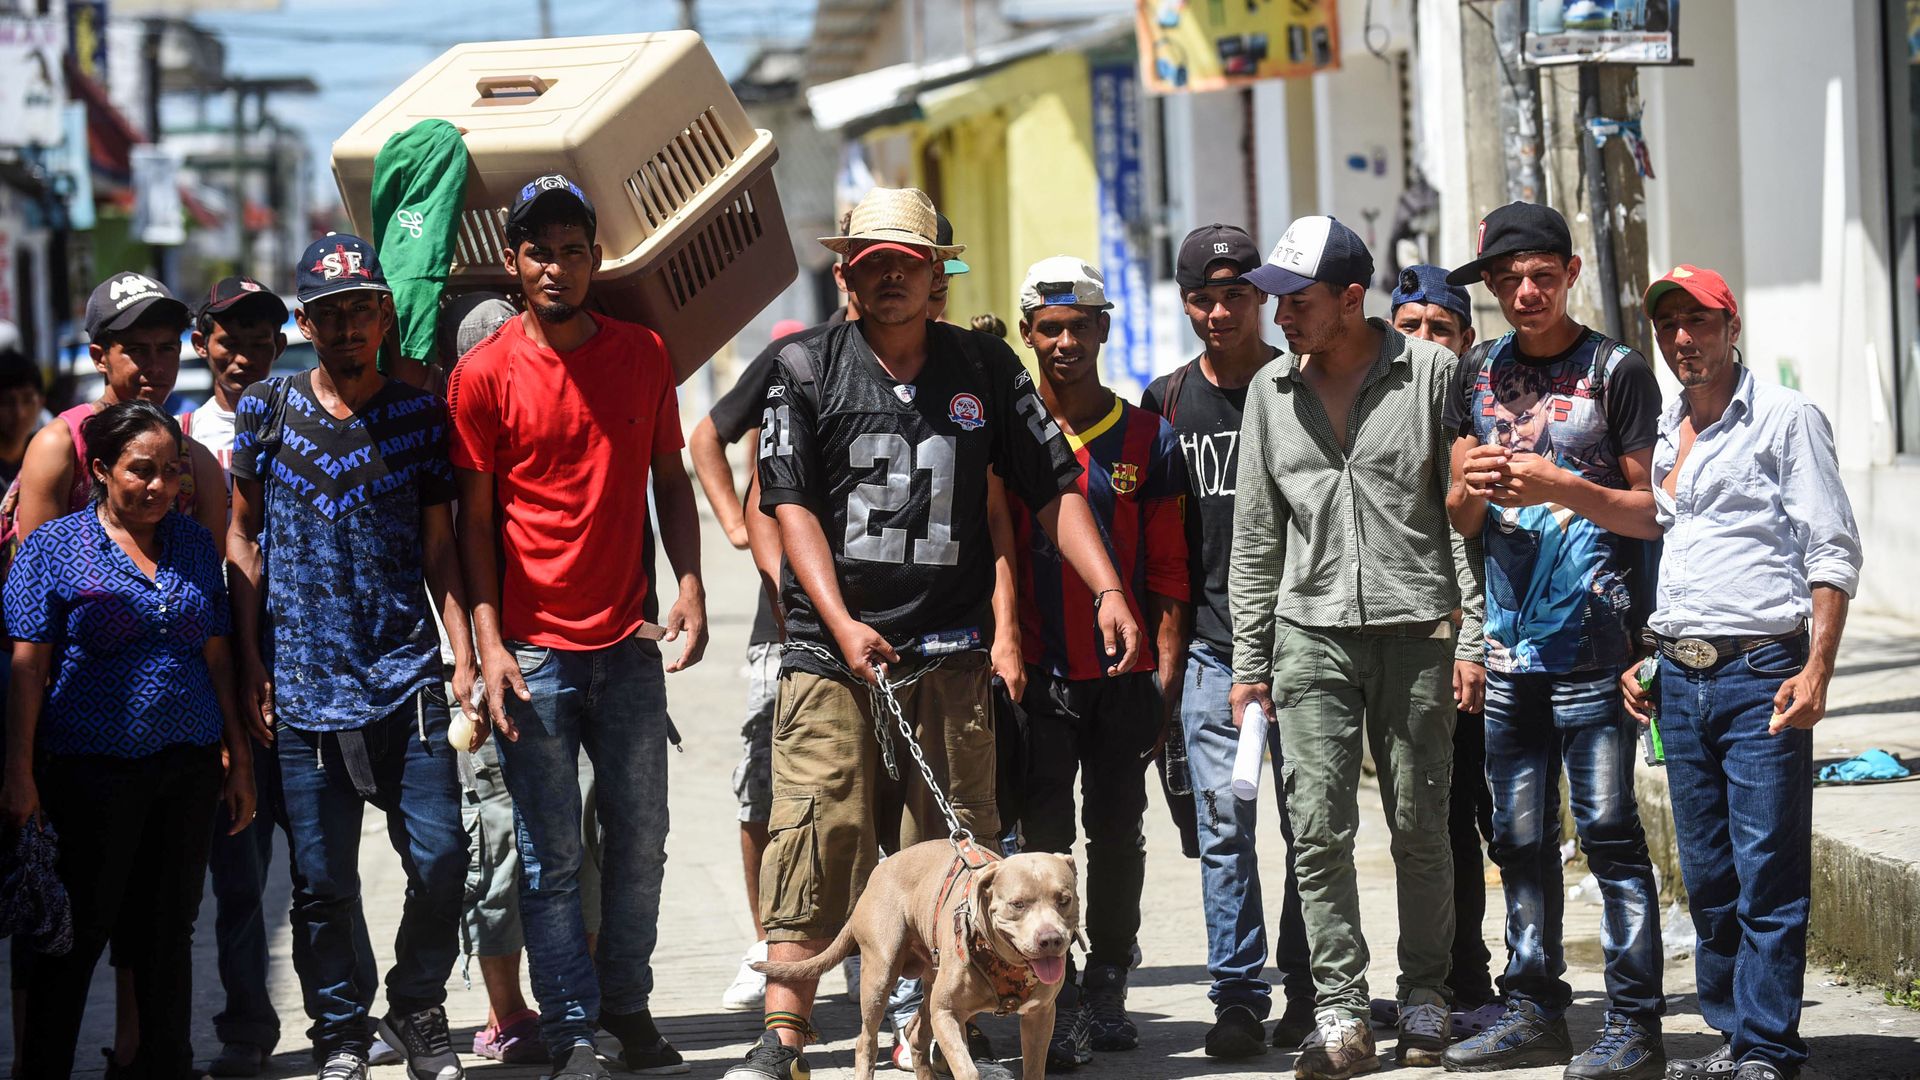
[1030,955,1067,984]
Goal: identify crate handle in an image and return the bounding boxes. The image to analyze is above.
[475,75,549,104]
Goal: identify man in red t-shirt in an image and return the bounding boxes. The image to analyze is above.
[448,174,708,1080]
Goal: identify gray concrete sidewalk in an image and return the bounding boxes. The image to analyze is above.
[4,515,1918,1078]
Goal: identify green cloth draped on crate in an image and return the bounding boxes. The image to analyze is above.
[371,118,469,369]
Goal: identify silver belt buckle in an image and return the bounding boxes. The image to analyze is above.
[1671,637,1719,670]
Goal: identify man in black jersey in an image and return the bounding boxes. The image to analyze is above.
[725,188,1140,1080]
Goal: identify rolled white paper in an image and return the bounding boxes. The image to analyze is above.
[1231,702,1268,801]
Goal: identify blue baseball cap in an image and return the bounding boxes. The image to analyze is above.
[295,234,390,305]
[1244,216,1375,296]
[1391,264,1472,327]
[508,173,597,236]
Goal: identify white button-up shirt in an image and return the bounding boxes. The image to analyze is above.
[1650,364,1863,638]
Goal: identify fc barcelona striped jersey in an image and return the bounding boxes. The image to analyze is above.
[1012,396,1189,680]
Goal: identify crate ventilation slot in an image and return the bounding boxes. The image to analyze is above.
[627,107,740,233]
[664,189,763,309]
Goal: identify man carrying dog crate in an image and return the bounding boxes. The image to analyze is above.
[726,187,1140,1080]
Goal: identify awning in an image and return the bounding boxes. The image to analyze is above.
[806,16,1131,135]
[69,64,140,191]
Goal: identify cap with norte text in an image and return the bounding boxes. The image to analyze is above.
[1644,264,1738,320]
[508,173,598,236]
[197,276,288,326]
[1243,216,1375,297]
[295,234,392,305]
[85,272,190,340]
[1176,223,1262,290]
[1446,201,1575,286]
[1391,264,1472,327]
[1020,256,1112,313]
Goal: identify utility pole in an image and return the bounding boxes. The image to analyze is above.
[677,0,695,32]
[538,0,554,37]
[1539,64,1650,351]
[1458,0,1541,326]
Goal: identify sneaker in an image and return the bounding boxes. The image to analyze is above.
[552,1044,611,1080]
[1452,1001,1508,1040]
[1296,1011,1380,1079]
[1666,1043,1736,1079]
[1205,1004,1268,1060]
[209,1042,269,1077]
[1567,1016,1665,1080]
[603,1009,688,1075]
[1443,1000,1572,1072]
[316,1052,369,1080]
[367,1036,401,1067]
[1083,964,1138,1052]
[1730,1062,1785,1080]
[1398,1002,1450,1067]
[472,1008,544,1064]
[724,940,771,1011]
[375,1006,462,1080]
[891,1038,915,1070]
[1047,1001,1094,1069]
[724,1031,810,1079]
[1275,996,1320,1046]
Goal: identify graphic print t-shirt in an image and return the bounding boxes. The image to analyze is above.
[1442,328,1660,674]
[1142,350,1275,661]
[232,370,455,731]
[757,321,1082,678]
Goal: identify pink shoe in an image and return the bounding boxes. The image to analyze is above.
[474,1008,545,1064]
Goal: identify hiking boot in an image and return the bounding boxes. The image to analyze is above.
[209,1042,269,1077]
[723,940,770,1012]
[375,1006,462,1080]
[1205,1004,1269,1060]
[1567,1016,1665,1080]
[1666,1043,1735,1079]
[723,1031,809,1079]
[1296,1011,1380,1079]
[1047,999,1094,1069]
[1443,1000,1572,1072]
[603,1009,688,1075]
[1275,996,1320,1046]
[316,1052,369,1080]
[1730,1062,1786,1080]
[472,1008,544,1064]
[1083,964,1138,1051]
[551,1044,610,1080]
[1398,1002,1450,1067]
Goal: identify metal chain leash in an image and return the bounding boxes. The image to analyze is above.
[785,640,966,838]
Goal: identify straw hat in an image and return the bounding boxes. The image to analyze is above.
[818,187,966,261]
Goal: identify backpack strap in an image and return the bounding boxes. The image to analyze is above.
[1156,359,1194,424]
[777,339,820,414]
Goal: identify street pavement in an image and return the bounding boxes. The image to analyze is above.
[4,512,1918,1079]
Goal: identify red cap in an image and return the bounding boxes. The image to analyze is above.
[770,318,807,340]
[1645,264,1737,320]
[847,240,932,266]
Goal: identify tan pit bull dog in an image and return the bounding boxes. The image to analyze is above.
[756,838,1081,1080]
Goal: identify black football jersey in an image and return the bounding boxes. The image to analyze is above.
[758,320,1081,677]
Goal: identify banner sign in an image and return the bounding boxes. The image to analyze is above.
[1135,0,1339,96]
[1091,62,1152,389]
[0,16,66,149]
[1525,0,1680,66]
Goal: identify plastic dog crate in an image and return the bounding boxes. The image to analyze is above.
[330,31,797,382]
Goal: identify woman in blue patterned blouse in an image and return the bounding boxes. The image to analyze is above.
[1,399,257,1080]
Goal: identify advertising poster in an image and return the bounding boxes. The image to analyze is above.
[1091,62,1152,388]
[1135,0,1339,96]
[1524,0,1680,65]
[0,15,66,149]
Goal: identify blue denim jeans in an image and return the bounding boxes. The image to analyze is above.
[208,736,284,1050]
[277,688,468,1057]
[494,636,671,1056]
[1659,636,1813,1072]
[1180,641,1312,1018]
[1484,669,1663,1023]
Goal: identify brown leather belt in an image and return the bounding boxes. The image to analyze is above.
[1641,626,1807,671]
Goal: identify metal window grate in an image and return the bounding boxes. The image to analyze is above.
[663,187,763,309]
[626,107,740,234]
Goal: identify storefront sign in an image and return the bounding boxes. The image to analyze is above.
[1135,0,1339,96]
[1091,62,1152,388]
[1525,0,1680,66]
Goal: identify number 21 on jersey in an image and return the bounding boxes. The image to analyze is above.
[846,433,957,566]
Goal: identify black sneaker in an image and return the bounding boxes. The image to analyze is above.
[552,1044,610,1080]
[722,1031,809,1080]
[1083,964,1138,1052]
[1442,999,1572,1072]
[1666,1043,1735,1079]
[603,1009,689,1075]
[1275,996,1320,1046]
[316,1052,370,1080]
[374,1006,462,1080]
[1205,1004,1269,1059]
[1048,999,1094,1069]
[1567,1016,1665,1080]
[209,1042,269,1078]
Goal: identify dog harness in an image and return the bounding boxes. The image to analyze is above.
[928,837,1042,1015]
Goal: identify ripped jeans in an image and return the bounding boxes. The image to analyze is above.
[1484,669,1663,1023]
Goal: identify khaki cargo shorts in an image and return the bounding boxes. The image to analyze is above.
[759,652,999,943]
